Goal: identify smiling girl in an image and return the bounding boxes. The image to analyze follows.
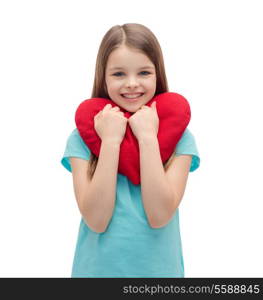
[61,23,200,278]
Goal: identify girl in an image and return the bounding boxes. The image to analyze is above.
[61,23,200,278]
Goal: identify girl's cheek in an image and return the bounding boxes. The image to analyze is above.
[112,82,123,90]
[107,79,119,90]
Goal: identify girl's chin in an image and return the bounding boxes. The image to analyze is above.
[114,95,152,113]
[123,105,142,113]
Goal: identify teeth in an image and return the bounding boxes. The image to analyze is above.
[122,93,143,99]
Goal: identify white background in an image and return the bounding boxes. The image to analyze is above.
[0,0,262,277]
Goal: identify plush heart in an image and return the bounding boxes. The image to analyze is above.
[75,92,191,185]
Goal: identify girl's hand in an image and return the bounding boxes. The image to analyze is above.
[128,101,159,141]
[94,104,128,145]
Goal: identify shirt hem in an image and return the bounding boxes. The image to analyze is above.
[71,273,184,278]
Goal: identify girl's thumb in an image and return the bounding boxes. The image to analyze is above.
[151,101,157,110]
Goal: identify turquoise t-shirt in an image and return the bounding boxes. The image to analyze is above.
[61,128,200,278]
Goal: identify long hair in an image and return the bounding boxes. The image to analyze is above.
[88,23,170,180]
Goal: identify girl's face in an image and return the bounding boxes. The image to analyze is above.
[105,45,157,113]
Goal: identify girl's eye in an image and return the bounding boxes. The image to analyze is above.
[140,71,150,75]
[112,72,124,77]
[112,71,150,76]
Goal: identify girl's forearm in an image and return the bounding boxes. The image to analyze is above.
[139,135,174,228]
[82,140,120,233]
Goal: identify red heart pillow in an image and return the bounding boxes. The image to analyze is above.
[75,92,191,185]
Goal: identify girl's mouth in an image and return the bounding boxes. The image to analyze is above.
[121,93,144,101]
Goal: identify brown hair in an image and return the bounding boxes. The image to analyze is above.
[88,23,170,180]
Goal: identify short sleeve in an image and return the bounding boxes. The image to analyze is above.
[174,128,200,172]
[61,128,91,173]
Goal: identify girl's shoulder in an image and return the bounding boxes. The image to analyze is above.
[61,128,91,172]
[181,127,195,138]
[68,127,81,139]
[66,128,87,148]
[174,127,200,172]
[177,128,197,147]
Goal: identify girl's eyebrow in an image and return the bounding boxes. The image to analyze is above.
[109,66,155,71]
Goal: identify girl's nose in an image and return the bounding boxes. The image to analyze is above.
[125,76,139,88]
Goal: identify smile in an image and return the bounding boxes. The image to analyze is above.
[121,93,144,100]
